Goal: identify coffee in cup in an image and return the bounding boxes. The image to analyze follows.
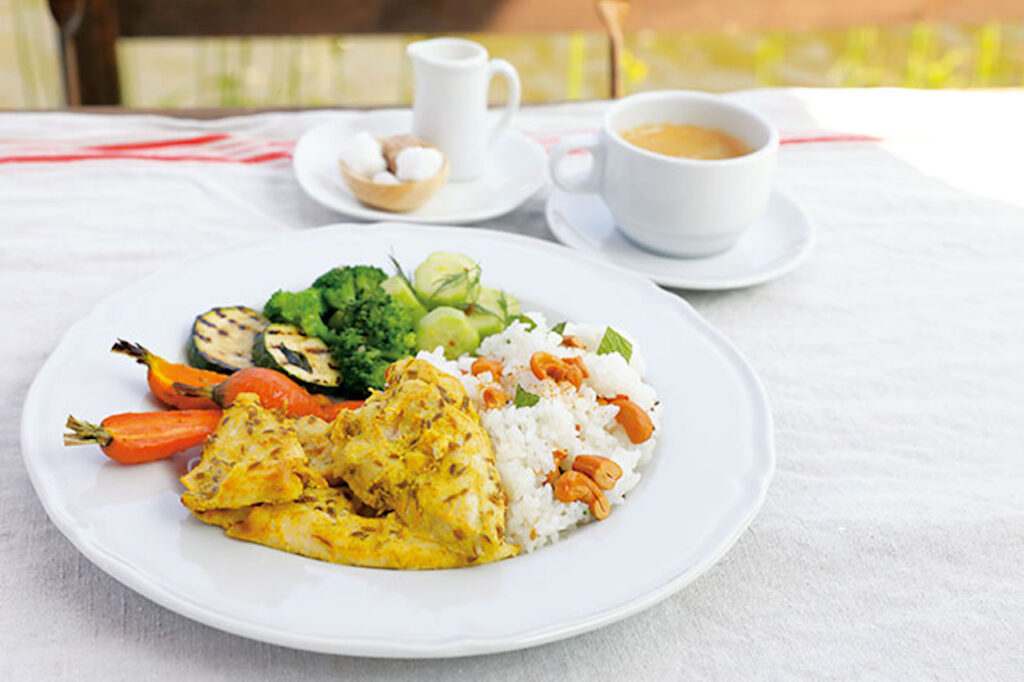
[549,91,778,257]
[620,123,752,160]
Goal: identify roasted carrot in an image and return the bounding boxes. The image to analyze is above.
[174,367,321,416]
[174,367,359,420]
[63,409,222,464]
[111,339,225,410]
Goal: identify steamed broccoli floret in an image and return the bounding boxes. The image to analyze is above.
[263,265,416,397]
[263,288,334,340]
[328,289,417,396]
[314,266,387,310]
[331,334,392,394]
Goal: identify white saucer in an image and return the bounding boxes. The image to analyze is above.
[293,112,547,224]
[546,183,815,290]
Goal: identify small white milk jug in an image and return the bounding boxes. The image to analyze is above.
[407,38,521,182]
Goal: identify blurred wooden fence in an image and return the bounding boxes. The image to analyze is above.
[3,0,1023,108]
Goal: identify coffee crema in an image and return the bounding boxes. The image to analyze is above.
[619,123,752,160]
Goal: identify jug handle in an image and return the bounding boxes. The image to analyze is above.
[486,59,521,149]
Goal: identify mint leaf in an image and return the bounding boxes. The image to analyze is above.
[513,385,540,408]
[551,321,567,335]
[597,327,632,362]
[509,314,537,331]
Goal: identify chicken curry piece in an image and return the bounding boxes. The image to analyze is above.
[180,396,327,512]
[181,359,518,569]
[327,358,516,565]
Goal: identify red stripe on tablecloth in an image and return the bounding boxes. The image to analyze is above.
[0,130,880,165]
[86,133,231,151]
[0,130,296,164]
[0,151,291,164]
[780,134,881,145]
[525,131,882,150]
[204,138,271,158]
[238,151,292,163]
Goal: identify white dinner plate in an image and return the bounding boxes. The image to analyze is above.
[293,112,547,223]
[546,178,816,290]
[21,224,774,658]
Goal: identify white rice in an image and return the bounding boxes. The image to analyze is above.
[418,312,660,552]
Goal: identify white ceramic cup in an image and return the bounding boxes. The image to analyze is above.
[549,91,779,257]
[407,37,521,182]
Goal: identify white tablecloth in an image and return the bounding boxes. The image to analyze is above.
[2,89,1022,680]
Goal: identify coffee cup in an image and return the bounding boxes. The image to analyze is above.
[549,91,778,257]
[408,38,521,182]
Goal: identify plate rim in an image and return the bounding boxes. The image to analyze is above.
[545,187,816,291]
[21,223,775,658]
[293,118,548,225]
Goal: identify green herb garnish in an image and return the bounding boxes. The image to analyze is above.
[388,253,430,310]
[496,292,515,325]
[513,385,540,407]
[551,321,567,335]
[429,266,480,304]
[597,327,632,362]
[509,314,537,331]
[468,293,525,326]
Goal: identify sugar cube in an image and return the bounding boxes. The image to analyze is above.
[395,146,444,182]
[339,131,386,177]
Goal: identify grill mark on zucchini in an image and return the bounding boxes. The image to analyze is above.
[223,313,263,332]
[278,344,313,374]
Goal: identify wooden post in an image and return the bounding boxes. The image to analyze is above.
[595,0,629,98]
[48,0,84,105]
[609,34,622,99]
[49,0,122,105]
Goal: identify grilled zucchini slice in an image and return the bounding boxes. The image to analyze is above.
[188,306,268,372]
[253,323,342,391]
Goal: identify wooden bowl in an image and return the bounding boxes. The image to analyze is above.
[339,150,449,213]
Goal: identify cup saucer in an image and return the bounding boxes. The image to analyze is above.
[293,112,546,224]
[545,183,815,290]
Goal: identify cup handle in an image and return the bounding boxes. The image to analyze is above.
[486,59,521,149]
[549,133,605,194]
